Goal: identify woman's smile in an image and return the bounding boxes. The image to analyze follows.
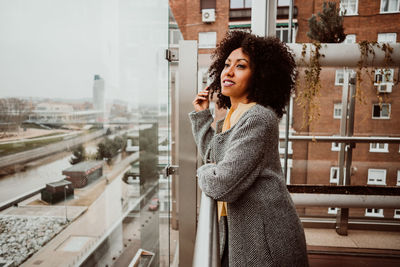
[222,79,235,87]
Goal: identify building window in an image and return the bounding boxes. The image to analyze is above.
[372,103,391,119]
[333,103,342,119]
[328,207,338,214]
[278,0,290,6]
[367,169,386,185]
[374,69,394,93]
[330,167,346,184]
[397,170,400,186]
[169,29,183,46]
[276,26,296,43]
[344,34,356,43]
[332,139,348,152]
[395,209,400,218]
[201,0,216,10]
[340,0,358,15]
[380,0,400,13]
[332,142,340,151]
[335,68,355,86]
[230,0,252,9]
[198,32,217,48]
[375,69,394,83]
[378,33,397,43]
[280,159,292,185]
[279,140,293,154]
[365,208,384,217]
[335,69,345,85]
[369,141,389,153]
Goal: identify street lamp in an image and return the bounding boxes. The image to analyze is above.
[64,185,69,223]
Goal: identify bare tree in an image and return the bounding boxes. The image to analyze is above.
[0,98,32,137]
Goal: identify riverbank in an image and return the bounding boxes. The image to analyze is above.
[0,133,104,177]
[0,151,71,177]
[0,130,105,170]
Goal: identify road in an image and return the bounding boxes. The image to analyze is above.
[0,129,105,169]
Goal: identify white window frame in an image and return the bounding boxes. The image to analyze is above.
[276,26,297,43]
[280,158,292,185]
[331,141,340,151]
[335,68,355,86]
[372,103,391,119]
[344,34,356,43]
[279,140,293,155]
[328,207,338,214]
[198,32,217,49]
[331,140,348,152]
[367,169,386,185]
[340,0,358,15]
[394,209,400,219]
[374,69,394,93]
[169,29,183,47]
[335,69,345,85]
[380,0,400,13]
[365,208,384,217]
[230,0,252,9]
[330,167,346,184]
[369,140,389,153]
[377,33,397,43]
[333,103,342,119]
[397,170,400,186]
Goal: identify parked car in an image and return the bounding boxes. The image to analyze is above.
[148,198,160,211]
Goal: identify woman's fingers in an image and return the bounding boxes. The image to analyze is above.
[198,90,209,95]
[193,87,210,112]
[193,97,207,105]
[193,95,207,104]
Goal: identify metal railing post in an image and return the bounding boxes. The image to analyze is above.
[193,192,220,267]
[336,70,357,235]
[336,69,349,235]
[345,73,357,185]
[283,0,294,182]
[177,40,198,267]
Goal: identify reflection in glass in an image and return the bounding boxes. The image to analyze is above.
[0,0,172,266]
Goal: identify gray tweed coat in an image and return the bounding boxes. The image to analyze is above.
[189,104,309,267]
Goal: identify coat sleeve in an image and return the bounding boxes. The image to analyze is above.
[188,109,215,162]
[197,113,276,203]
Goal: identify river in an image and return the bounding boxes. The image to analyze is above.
[0,144,99,204]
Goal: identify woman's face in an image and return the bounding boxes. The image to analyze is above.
[220,47,252,101]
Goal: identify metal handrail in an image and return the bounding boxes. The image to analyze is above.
[192,192,220,267]
[193,186,400,266]
[280,136,400,143]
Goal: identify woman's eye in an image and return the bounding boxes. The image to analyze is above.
[224,63,230,68]
[237,64,245,69]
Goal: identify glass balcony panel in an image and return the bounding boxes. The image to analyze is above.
[0,0,174,266]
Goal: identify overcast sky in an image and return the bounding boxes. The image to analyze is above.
[0,0,169,105]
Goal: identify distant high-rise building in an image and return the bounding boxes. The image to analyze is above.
[93,74,105,112]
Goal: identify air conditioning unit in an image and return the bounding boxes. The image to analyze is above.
[376,83,393,93]
[202,9,215,23]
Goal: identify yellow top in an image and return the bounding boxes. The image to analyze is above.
[218,102,257,220]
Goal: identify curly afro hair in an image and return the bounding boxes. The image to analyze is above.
[208,31,296,118]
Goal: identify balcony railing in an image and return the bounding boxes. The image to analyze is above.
[191,42,400,266]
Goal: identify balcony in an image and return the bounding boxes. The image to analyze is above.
[0,1,399,266]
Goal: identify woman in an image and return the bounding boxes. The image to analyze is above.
[189,31,309,266]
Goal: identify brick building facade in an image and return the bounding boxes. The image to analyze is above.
[292,0,400,218]
[169,0,230,55]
